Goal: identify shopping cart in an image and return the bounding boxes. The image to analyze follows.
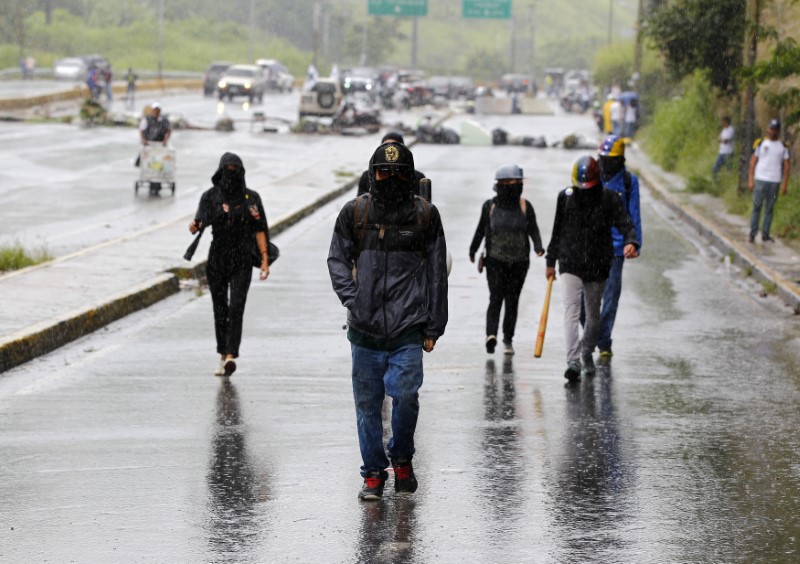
[135,145,176,196]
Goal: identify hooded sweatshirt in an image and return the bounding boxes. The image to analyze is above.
[545,184,638,282]
[194,152,269,267]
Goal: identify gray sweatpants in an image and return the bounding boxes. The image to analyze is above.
[562,273,606,365]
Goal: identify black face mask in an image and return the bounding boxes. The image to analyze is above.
[372,176,410,205]
[497,183,523,206]
[599,156,625,180]
[219,168,245,197]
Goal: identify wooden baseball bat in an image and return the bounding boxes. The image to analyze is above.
[534,276,555,358]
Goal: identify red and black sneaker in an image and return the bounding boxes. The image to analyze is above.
[358,471,386,501]
[391,458,418,493]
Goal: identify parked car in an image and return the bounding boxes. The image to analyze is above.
[499,73,533,94]
[53,57,88,81]
[450,76,475,99]
[256,59,294,92]
[203,61,231,96]
[428,76,453,99]
[217,64,267,102]
[299,78,344,119]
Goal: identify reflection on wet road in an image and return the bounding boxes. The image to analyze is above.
[206,380,267,561]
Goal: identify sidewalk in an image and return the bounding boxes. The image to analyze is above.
[0,169,361,373]
[627,145,800,314]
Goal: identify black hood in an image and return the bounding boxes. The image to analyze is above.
[211,152,246,185]
[211,152,247,198]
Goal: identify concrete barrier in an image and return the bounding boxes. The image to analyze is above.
[0,79,202,111]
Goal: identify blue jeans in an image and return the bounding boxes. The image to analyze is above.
[750,180,780,239]
[597,256,624,352]
[351,343,424,478]
[712,153,732,177]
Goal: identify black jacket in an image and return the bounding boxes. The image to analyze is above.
[469,197,544,261]
[327,195,448,342]
[195,153,269,267]
[546,185,638,282]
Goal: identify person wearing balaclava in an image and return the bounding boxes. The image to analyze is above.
[545,156,639,384]
[327,141,448,501]
[356,131,427,197]
[189,153,270,377]
[469,164,544,356]
[594,135,642,368]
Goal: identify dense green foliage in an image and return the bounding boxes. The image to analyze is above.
[1,0,636,80]
[644,0,745,94]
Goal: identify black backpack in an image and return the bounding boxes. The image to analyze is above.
[352,193,431,259]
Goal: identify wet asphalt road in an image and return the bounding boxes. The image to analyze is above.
[2,106,800,562]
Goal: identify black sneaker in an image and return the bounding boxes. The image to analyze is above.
[581,352,596,377]
[748,234,755,243]
[486,335,497,354]
[763,235,775,243]
[391,458,418,493]
[358,472,386,501]
[564,361,581,383]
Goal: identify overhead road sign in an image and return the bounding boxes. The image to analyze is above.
[368,0,428,17]
[463,0,512,19]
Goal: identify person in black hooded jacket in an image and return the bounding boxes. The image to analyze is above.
[469,164,544,356]
[328,141,448,501]
[189,153,270,377]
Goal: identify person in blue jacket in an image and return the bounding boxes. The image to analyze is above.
[595,135,642,366]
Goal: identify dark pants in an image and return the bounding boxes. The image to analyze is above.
[485,258,529,344]
[207,259,252,358]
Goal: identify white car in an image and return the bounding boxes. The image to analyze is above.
[53,57,88,81]
[256,59,295,93]
[299,78,344,119]
[217,64,267,102]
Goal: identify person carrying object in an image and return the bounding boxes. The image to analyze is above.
[546,156,639,383]
[189,153,271,377]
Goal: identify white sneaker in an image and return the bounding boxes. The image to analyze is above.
[214,360,225,376]
[503,343,515,355]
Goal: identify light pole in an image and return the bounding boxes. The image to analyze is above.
[607,0,614,44]
[157,0,164,79]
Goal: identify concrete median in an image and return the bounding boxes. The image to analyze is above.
[0,175,360,374]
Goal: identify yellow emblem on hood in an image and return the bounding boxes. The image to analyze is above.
[384,145,399,162]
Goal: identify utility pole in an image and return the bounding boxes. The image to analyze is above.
[632,0,644,87]
[248,0,255,63]
[157,0,164,79]
[509,15,516,72]
[312,1,321,67]
[411,17,418,68]
[360,18,368,66]
[739,0,760,193]
[529,3,536,80]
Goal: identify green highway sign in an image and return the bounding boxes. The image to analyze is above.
[463,0,512,19]
[368,0,428,17]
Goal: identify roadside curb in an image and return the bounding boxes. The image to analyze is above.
[0,175,360,374]
[0,274,179,373]
[634,161,800,314]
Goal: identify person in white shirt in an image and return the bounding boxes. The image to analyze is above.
[713,116,735,178]
[748,119,791,243]
[623,99,638,137]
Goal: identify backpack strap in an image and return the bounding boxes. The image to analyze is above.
[623,171,632,207]
[352,193,371,259]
